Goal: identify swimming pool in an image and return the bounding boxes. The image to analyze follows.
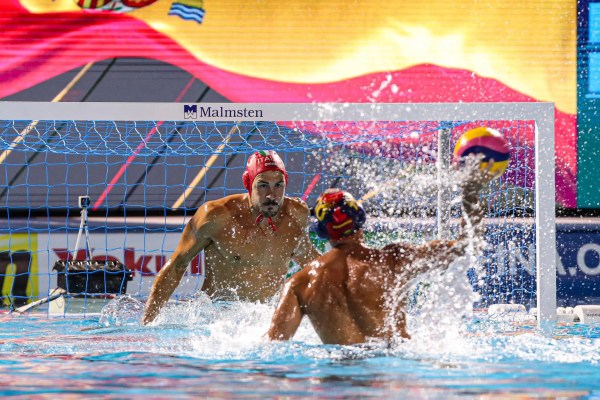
[2,295,600,399]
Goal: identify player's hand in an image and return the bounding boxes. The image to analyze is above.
[461,154,499,195]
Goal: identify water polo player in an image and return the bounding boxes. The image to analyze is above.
[267,159,495,345]
[143,150,320,325]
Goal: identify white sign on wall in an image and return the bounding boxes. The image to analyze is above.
[34,232,204,298]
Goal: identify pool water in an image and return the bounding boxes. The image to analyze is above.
[1,296,600,399]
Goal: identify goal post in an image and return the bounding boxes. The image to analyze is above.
[0,102,556,329]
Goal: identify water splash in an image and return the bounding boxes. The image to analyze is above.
[99,294,145,327]
[97,291,321,359]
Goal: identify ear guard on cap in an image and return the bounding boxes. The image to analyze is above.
[242,170,252,192]
[312,189,366,240]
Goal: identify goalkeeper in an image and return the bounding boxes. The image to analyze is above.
[267,159,496,344]
[143,150,320,325]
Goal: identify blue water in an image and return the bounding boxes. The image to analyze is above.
[2,297,600,399]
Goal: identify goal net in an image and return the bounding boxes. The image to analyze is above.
[0,102,555,328]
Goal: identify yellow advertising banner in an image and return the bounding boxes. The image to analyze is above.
[0,234,38,307]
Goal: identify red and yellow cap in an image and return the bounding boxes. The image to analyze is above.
[313,189,366,240]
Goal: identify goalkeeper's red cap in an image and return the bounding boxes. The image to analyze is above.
[242,150,288,194]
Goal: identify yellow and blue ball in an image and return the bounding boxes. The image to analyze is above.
[453,127,510,179]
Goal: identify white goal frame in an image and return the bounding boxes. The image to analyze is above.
[0,101,556,329]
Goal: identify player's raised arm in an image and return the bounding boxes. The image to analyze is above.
[389,159,496,279]
[459,156,499,238]
[379,240,460,284]
[142,203,221,325]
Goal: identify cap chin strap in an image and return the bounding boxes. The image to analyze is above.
[255,214,277,232]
